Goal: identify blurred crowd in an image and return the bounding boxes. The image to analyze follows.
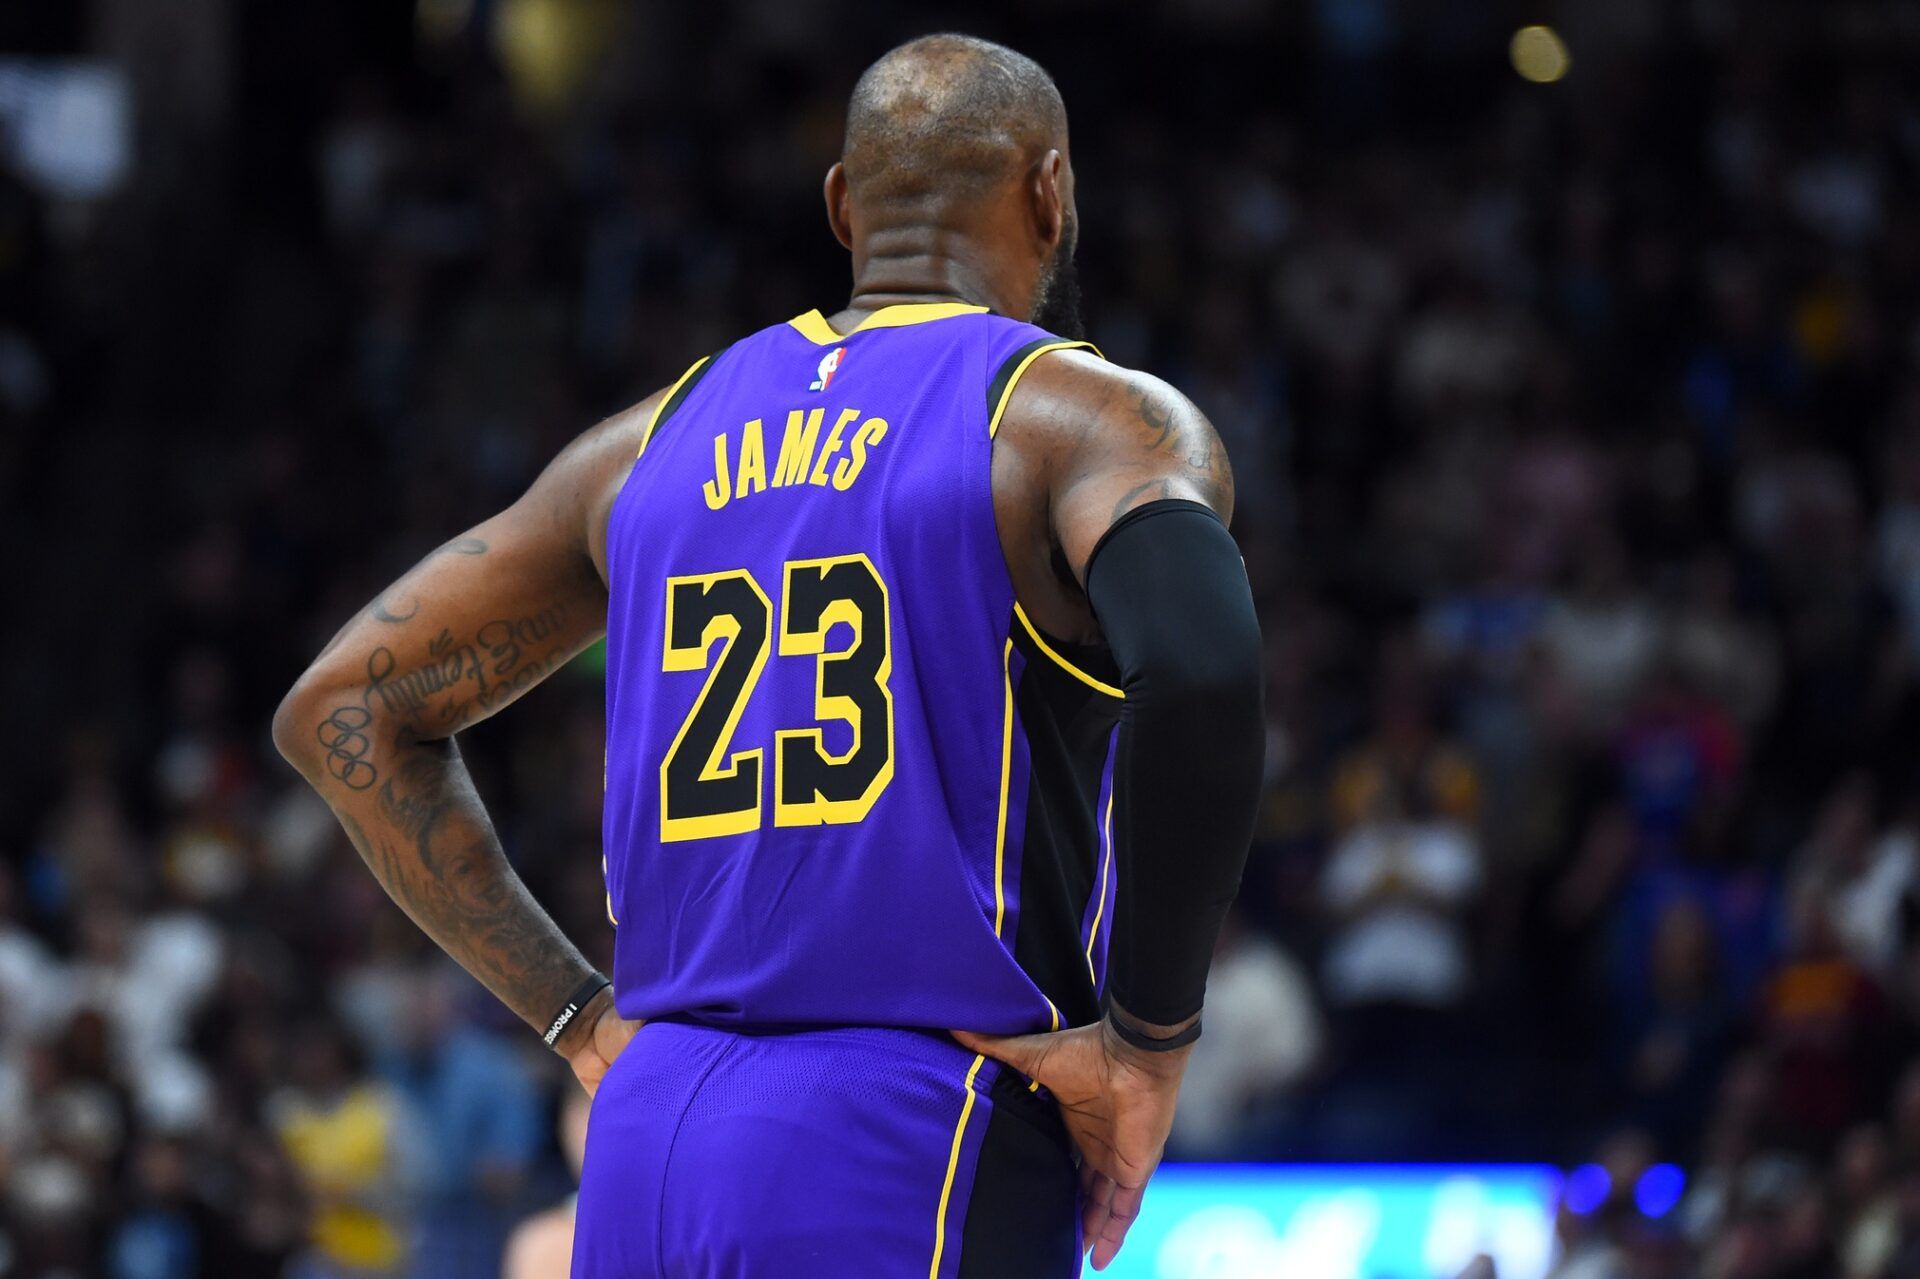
[10,0,1920,1275]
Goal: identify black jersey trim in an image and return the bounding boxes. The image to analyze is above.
[1005,619,1124,1029]
[1013,603,1123,700]
[985,337,1101,439]
[636,346,729,457]
[956,1070,1078,1277]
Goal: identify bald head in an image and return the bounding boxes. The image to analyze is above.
[826,35,1083,335]
[843,34,1067,204]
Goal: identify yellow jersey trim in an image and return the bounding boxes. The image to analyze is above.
[986,339,1102,439]
[1086,784,1115,983]
[992,634,1066,1094]
[1013,604,1124,700]
[929,1053,987,1278]
[637,355,714,457]
[788,302,989,346]
[992,639,1015,936]
[1028,1001,1062,1092]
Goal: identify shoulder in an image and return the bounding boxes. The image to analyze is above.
[995,348,1234,569]
[1007,352,1217,463]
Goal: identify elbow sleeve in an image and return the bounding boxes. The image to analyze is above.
[1087,499,1266,1025]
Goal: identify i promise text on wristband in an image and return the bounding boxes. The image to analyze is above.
[544,972,612,1048]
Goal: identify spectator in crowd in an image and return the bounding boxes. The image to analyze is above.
[1322,674,1483,1019]
[1755,888,1891,1151]
[1168,909,1322,1159]
[1539,533,1662,743]
[1794,774,1918,981]
[502,1088,591,1279]
[378,968,541,1279]
[266,1019,421,1279]
[1614,900,1733,1156]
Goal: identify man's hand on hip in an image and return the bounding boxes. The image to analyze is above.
[953,1009,1193,1271]
[559,989,643,1099]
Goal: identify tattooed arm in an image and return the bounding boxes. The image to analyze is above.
[989,353,1234,644]
[272,390,667,1091]
[1044,358,1235,572]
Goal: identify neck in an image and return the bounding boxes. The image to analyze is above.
[839,224,1030,323]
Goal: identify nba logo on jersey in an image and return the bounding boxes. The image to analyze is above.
[809,346,846,391]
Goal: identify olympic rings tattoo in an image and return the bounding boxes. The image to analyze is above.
[316,705,378,790]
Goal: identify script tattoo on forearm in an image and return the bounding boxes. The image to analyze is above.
[309,601,575,795]
[361,602,571,726]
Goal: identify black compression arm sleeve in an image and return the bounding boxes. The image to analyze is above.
[1086,499,1265,1026]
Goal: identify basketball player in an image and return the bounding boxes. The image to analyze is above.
[275,33,1263,1277]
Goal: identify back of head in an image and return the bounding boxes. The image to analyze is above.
[842,34,1067,207]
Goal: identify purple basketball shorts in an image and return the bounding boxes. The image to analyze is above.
[571,1020,1079,1277]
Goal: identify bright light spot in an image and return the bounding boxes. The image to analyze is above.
[1156,1206,1291,1277]
[494,0,627,114]
[1510,25,1571,83]
[1563,1164,1610,1215]
[1635,1164,1685,1218]
[1107,1166,1561,1279]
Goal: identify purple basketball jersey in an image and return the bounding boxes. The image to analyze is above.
[602,303,1120,1036]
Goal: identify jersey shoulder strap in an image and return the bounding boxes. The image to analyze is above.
[636,345,731,458]
[985,330,1103,439]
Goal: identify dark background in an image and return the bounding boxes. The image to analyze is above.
[5,1,1920,1276]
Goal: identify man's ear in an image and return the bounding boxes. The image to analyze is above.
[1030,149,1065,254]
[824,163,854,251]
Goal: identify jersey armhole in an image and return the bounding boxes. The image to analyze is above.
[1012,603,1124,700]
[984,337,1102,439]
[636,346,730,458]
[984,333,1114,696]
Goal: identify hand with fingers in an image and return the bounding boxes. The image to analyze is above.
[953,1008,1194,1271]
[561,991,643,1099]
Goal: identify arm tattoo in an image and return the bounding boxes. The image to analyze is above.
[1121,380,1234,511]
[1109,477,1176,523]
[316,705,379,790]
[371,536,491,625]
[353,603,573,736]
[1128,381,1218,472]
[305,595,596,1039]
[1136,392,1176,452]
[337,754,589,1030]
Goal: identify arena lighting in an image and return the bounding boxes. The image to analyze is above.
[494,0,627,112]
[1562,1162,1689,1219]
[0,60,130,199]
[1635,1164,1686,1218]
[1510,24,1572,83]
[1562,1163,1611,1214]
[1098,1165,1561,1279]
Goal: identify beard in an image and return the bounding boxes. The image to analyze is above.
[1029,215,1086,340]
